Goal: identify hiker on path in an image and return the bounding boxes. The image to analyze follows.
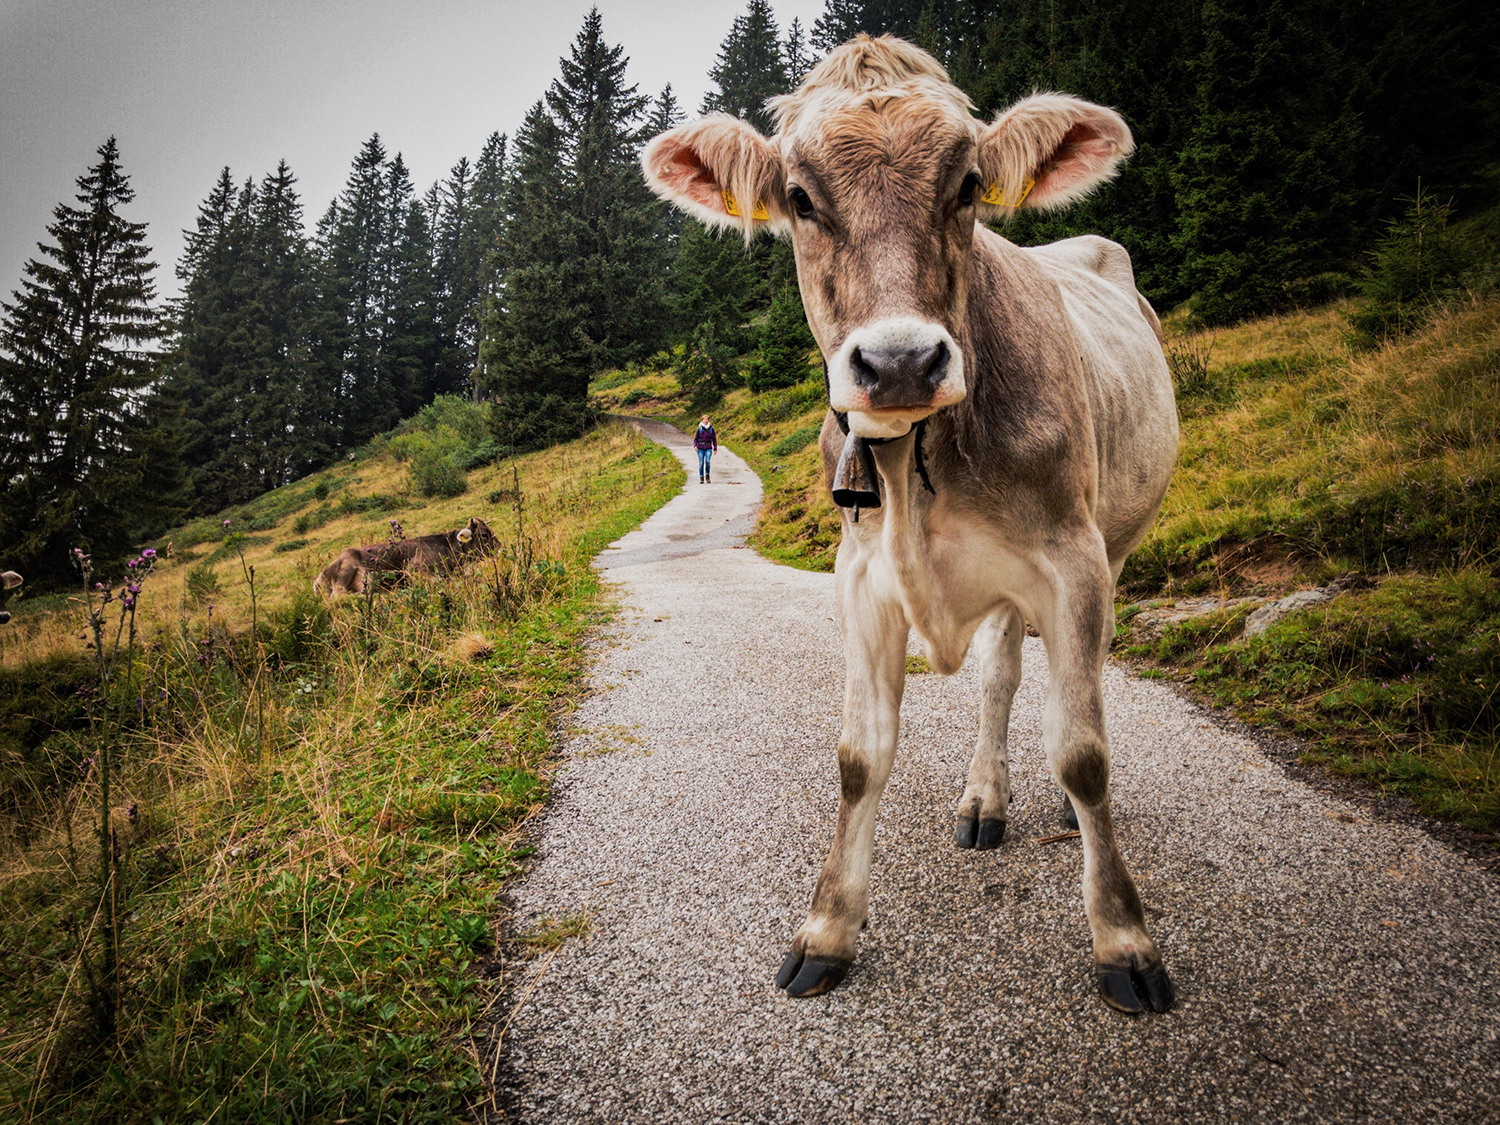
[694,416,718,484]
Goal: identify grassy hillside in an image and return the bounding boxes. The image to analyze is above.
[597,292,1500,831]
[0,418,681,1122]
[1127,295,1499,828]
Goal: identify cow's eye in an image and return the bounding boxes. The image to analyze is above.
[788,186,816,221]
[957,172,983,208]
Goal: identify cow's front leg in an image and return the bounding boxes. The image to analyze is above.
[777,579,906,998]
[1040,538,1175,1014]
[954,603,1024,850]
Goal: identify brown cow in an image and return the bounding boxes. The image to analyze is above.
[644,37,1179,1013]
[313,518,497,597]
[0,571,21,624]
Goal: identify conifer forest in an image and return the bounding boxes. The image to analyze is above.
[2,0,1496,585]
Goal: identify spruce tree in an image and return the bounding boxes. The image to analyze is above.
[166,168,245,507]
[784,18,816,86]
[430,156,474,398]
[668,0,806,383]
[0,138,181,578]
[703,0,789,134]
[168,162,322,510]
[379,153,437,426]
[321,135,391,447]
[243,161,316,489]
[480,100,591,449]
[746,283,817,392]
[1172,0,1356,323]
[481,9,668,450]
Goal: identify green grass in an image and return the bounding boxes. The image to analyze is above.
[0,422,682,1122]
[1121,570,1500,827]
[1120,293,1500,828]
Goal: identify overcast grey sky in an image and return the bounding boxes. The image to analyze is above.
[0,0,826,304]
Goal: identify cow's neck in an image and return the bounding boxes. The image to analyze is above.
[868,432,973,670]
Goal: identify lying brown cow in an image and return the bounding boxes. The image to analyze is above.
[313,518,496,597]
[0,571,21,624]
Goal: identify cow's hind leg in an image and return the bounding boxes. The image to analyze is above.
[777,578,906,999]
[1039,538,1174,1014]
[954,603,1024,850]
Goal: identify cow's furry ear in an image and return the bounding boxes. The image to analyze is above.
[641,115,788,240]
[976,93,1132,217]
[457,528,473,544]
[0,572,20,590]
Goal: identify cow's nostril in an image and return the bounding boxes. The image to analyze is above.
[924,341,949,387]
[850,347,880,390]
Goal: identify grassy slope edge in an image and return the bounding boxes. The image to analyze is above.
[0,421,682,1123]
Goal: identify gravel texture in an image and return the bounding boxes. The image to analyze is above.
[490,419,1500,1124]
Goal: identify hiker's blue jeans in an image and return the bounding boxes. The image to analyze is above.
[697,447,713,476]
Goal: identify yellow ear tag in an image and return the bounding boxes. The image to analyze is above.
[722,191,770,221]
[979,176,1036,207]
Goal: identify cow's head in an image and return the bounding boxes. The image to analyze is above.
[0,571,22,625]
[643,35,1132,438]
[457,518,497,554]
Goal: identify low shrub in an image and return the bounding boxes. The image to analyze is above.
[408,442,469,498]
[1349,188,1481,346]
[184,559,220,605]
[264,586,335,666]
[753,378,825,423]
[769,424,823,456]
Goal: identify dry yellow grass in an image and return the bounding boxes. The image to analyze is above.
[0,423,661,671]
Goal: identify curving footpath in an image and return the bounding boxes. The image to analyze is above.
[490,419,1500,1124]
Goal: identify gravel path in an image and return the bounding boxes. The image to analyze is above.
[492,419,1500,1124]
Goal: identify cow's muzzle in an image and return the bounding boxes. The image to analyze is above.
[0,611,10,625]
[828,317,965,438]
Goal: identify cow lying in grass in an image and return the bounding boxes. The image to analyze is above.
[0,571,21,624]
[313,518,496,597]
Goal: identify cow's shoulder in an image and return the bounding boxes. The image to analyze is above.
[1020,234,1137,297]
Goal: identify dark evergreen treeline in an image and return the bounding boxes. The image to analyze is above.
[1,0,1495,582]
[815,0,1500,319]
[166,134,510,513]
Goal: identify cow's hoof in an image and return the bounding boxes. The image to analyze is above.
[1095,963,1175,1014]
[976,818,1005,849]
[1061,796,1079,830]
[955,816,977,848]
[775,951,849,997]
[955,802,1008,849]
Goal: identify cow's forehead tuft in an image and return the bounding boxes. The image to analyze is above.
[776,78,975,153]
[784,93,976,190]
[770,35,974,147]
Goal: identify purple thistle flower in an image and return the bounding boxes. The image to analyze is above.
[141,547,157,559]
[223,519,231,529]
